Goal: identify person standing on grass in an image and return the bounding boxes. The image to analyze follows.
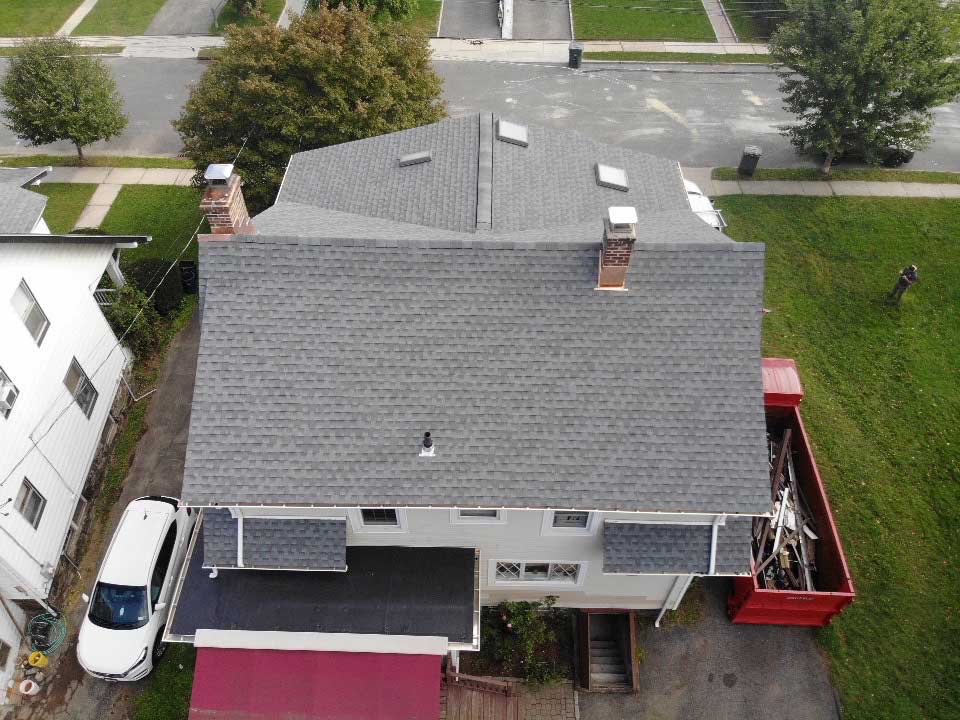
[888,265,919,304]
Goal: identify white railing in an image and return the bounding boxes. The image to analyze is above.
[94,288,117,306]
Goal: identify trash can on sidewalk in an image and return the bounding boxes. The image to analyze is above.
[568,42,584,69]
[738,145,762,176]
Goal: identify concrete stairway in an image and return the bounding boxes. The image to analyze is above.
[589,639,630,690]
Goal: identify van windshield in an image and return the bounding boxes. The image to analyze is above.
[88,583,149,629]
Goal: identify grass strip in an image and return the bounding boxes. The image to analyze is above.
[572,0,715,41]
[29,183,97,233]
[0,0,84,37]
[74,0,168,36]
[719,195,960,720]
[0,45,124,56]
[0,155,193,169]
[214,0,285,32]
[101,185,205,264]
[584,51,772,63]
[712,166,960,184]
[133,643,197,720]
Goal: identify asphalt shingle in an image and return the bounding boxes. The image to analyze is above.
[243,518,346,571]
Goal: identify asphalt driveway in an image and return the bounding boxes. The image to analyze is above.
[578,581,840,720]
[10,314,201,720]
[513,0,571,39]
[146,0,223,35]
[438,0,501,38]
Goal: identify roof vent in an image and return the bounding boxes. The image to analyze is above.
[496,119,528,147]
[399,151,432,167]
[420,432,435,457]
[596,163,629,192]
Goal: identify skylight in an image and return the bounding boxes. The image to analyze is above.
[596,163,629,192]
[399,151,432,167]
[496,119,529,147]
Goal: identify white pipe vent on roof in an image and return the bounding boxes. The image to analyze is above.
[399,151,432,167]
[596,163,629,192]
[496,119,528,147]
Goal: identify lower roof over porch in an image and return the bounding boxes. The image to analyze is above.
[168,520,478,647]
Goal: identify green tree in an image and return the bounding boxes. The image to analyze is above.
[770,0,960,173]
[0,39,127,163]
[175,6,445,211]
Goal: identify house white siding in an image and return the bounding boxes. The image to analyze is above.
[0,595,26,697]
[0,241,129,602]
[235,506,720,610]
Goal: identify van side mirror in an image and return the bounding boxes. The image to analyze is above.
[154,602,167,611]
[81,593,90,603]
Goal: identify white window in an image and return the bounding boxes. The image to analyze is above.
[15,479,46,529]
[492,560,584,585]
[11,280,50,346]
[64,358,98,418]
[350,508,408,533]
[0,366,18,419]
[451,508,506,525]
[541,510,598,536]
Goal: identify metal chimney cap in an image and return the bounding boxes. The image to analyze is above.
[608,206,638,226]
[420,431,435,457]
[204,163,235,182]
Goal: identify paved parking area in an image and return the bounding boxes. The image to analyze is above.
[438,0,502,38]
[513,0,571,39]
[145,0,222,35]
[578,581,840,720]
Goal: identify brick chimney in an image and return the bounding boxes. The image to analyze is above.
[597,206,638,290]
[199,163,253,236]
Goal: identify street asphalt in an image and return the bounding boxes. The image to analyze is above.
[1,57,959,172]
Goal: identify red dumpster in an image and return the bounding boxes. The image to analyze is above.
[727,359,856,626]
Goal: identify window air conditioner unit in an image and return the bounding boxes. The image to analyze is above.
[0,385,17,413]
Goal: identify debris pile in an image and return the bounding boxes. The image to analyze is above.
[752,429,819,591]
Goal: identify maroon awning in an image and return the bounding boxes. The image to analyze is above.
[189,648,441,720]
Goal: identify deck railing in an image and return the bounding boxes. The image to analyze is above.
[94,288,117,306]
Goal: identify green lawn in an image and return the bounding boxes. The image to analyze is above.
[572,0,715,41]
[100,186,205,264]
[0,0,83,37]
[721,0,785,41]
[29,183,96,233]
[214,0,285,32]
[584,51,771,63]
[1,155,193,169]
[74,0,168,35]
[712,166,960,184]
[0,45,124,56]
[400,0,441,37]
[133,644,197,720]
[718,196,960,720]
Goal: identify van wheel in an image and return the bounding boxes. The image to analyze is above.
[152,629,168,662]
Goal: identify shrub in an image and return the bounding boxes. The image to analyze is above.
[105,284,162,359]
[478,598,569,685]
[123,257,184,316]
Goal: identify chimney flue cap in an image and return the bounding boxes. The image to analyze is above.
[204,163,235,185]
[608,206,638,228]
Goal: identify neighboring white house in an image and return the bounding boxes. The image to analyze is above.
[0,168,146,699]
[166,116,770,717]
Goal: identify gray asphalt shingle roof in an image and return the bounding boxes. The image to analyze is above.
[185,114,769,515]
[201,509,347,570]
[602,518,753,575]
[0,167,48,234]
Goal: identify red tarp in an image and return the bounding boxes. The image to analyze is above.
[189,648,441,720]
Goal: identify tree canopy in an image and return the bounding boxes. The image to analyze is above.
[0,38,128,161]
[770,0,960,172]
[175,6,445,211]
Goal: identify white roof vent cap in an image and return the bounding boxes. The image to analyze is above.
[204,163,234,185]
[608,206,638,228]
[399,151,432,167]
[496,119,529,148]
[596,163,629,192]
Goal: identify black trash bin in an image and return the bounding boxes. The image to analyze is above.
[738,145,762,176]
[568,42,584,69]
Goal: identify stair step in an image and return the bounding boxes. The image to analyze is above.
[590,649,620,659]
[591,672,630,684]
[590,640,617,648]
[590,663,626,674]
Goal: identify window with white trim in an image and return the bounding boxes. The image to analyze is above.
[11,280,50,346]
[64,358,98,418]
[0,365,18,419]
[451,508,506,525]
[494,561,582,584]
[15,479,46,529]
[552,511,590,529]
[360,508,399,526]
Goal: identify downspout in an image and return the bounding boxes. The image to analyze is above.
[655,574,694,628]
[708,514,725,576]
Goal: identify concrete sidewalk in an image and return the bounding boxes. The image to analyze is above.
[46,166,194,185]
[681,167,960,199]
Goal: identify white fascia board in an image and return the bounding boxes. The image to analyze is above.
[194,629,449,656]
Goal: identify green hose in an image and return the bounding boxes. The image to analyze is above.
[29,613,67,654]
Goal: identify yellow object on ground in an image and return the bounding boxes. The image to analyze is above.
[27,651,48,668]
